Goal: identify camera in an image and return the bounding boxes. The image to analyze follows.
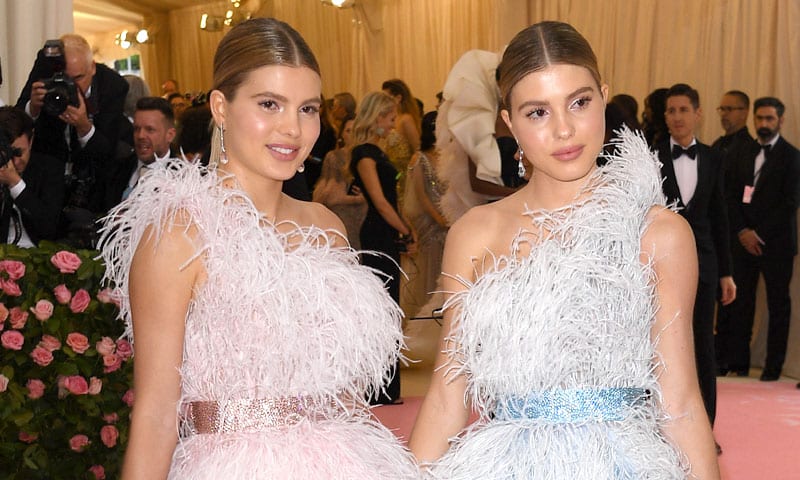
[31,40,80,116]
[42,73,80,116]
[0,129,21,165]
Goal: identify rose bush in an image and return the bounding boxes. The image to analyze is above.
[1,242,132,480]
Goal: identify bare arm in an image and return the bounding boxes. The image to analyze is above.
[408,218,477,462]
[356,156,411,235]
[121,221,201,479]
[644,208,720,480]
[398,114,421,152]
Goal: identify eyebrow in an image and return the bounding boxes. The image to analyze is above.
[516,86,594,113]
[253,91,322,105]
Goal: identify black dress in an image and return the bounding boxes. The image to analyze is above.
[351,142,401,403]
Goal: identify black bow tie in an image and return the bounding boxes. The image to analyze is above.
[672,144,697,160]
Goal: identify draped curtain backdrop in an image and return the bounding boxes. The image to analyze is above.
[0,0,798,376]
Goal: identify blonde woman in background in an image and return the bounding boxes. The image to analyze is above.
[313,114,367,249]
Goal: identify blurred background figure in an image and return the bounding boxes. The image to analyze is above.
[642,87,669,147]
[177,104,212,165]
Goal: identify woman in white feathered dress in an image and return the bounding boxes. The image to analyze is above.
[408,21,720,479]
[100,18,419,479]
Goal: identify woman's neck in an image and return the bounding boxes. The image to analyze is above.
[219,168,286,220]
[522,168,596,211]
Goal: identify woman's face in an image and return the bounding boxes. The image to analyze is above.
[502,64,607,186]
[340,119,355,147]
[210,65,321,183]
[376,107,397,138]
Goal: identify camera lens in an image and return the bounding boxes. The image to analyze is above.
[43,85,70,116]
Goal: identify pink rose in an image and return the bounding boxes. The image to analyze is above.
[95,337,116,356]
[89,465,106,480]
[38,334,61,352]
[64,375,89,395]
[100,425,119,448]
[51,250,82,274]
[0,303,8,323]
[1,279,22,297]
[115,339,133,360]
[70,289,91,313]
[30,346,54,366]
[9,307,28,329]
[30,299,54,321]
[69,434,90,452]
[102,412,118,424]
[103,354,122,373]
[18,431,38,443]
[27,379,45,399]
[66,332,90,354]
[0,259,26,280]
[1,330,24,350]
[96,288,114,304]
[88,376,102,395]
[122,389,134,407]
[53,284,72,304]
[0,373,8,392]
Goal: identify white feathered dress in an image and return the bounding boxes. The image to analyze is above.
[100,161,420,479]
[431,131,690,479]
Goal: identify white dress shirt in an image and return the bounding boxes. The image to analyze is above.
[671,138,698,205]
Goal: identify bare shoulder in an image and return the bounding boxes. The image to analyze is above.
[283,195,349,247]
[443,203,508,274]
[642,206,696,258]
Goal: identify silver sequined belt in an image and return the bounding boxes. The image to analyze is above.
[183,396,346,434]
[494,387,649,423]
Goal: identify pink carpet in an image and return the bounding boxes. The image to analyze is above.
[373,380,800,479]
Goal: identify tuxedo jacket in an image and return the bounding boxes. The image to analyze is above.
[99,149,176,214]
[658,140,732,282]
[16,63,129,213]
[725,136,800,257]
[0,151,64,245]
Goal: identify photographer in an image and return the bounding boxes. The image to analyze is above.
[15,34,128,247]
[0,106,64,247]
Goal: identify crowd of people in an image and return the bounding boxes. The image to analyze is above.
[1,16,798,480]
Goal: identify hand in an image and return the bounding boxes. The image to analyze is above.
[719,276,736,306]
[28,81,47,118]
[738,228,764,256]
[59,91,92,137]
[0,159,22,187]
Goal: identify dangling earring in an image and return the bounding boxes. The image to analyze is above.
[219,124,228,165]
[517,145,526,178]
[297,163,305,173]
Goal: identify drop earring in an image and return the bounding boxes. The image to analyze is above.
[517,145,526,178]
[219,124,228,165]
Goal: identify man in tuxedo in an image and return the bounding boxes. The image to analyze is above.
[16,34,128,246]
[101,97,176,212]
[717,97,800,382]
[0,106,64,247]
[658,84,735,433]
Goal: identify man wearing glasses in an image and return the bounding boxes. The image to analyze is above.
[712,90,754,163]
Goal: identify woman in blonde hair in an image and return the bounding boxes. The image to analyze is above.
[409,21,719,479]
[351,91,417,405]
[101,18,419,479]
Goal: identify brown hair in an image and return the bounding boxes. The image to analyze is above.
[381,79,421,132]
[498,21,601,114]
[212,18,320,101]
[209,18,320,166]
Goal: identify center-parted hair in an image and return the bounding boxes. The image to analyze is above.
[498,21,601,113]
[212,18,320,101]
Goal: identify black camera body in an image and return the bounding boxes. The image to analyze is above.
[32,40,81,116]
[0,129,17,164]
[42,72,80,116]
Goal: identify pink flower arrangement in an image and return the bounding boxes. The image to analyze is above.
[1,243,131,478]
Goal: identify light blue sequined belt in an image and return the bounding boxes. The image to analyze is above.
[494,387,649,423]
